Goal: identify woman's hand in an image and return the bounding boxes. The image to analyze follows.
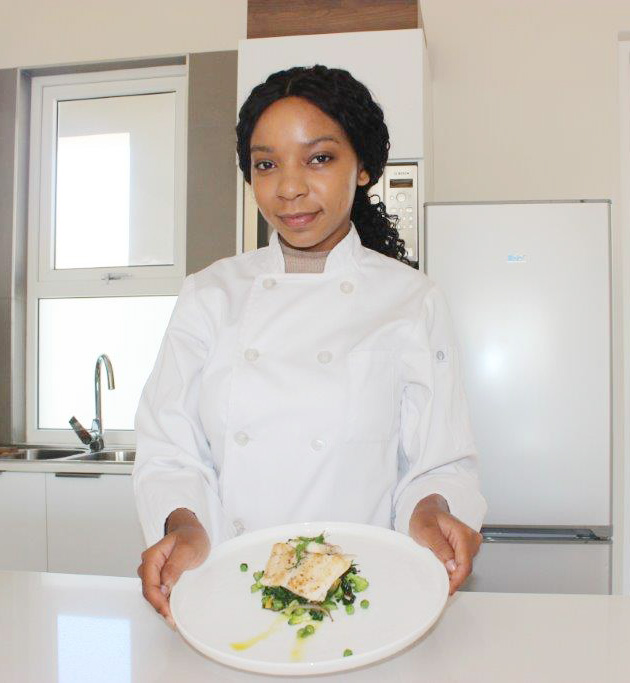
[137,508,210,628]
[409,494,483,595]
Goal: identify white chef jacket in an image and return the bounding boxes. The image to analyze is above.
[133,223,487,549]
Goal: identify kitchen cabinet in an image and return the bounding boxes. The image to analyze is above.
[46,472,144,577]
[237,29,429,160]
[0,472,47,571]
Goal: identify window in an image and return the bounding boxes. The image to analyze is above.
[26,65,187,445]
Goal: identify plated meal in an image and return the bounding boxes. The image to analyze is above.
[169,521,449,676]
[234,532,369,654]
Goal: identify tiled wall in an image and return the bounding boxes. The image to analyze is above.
[0,51,238,442]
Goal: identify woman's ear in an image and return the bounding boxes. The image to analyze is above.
[357,167,370,187]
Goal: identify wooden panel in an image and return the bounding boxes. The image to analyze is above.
[248,0,420,39]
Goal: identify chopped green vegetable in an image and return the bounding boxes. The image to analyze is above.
[360,599,369,609]
[240,563,248,572]
[345,604,355,615]
[250,583,262,593]
[347,574,369,592]
[253,570,264,582]
[288,611,309,625]
[297,624,316,639]
[272,598,284,611]
[343,649,353,657]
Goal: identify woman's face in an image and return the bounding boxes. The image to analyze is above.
[249,96,370,251]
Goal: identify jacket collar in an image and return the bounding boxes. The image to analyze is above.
[265,222,363,274]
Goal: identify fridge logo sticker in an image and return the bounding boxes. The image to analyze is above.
[507,253,527,263]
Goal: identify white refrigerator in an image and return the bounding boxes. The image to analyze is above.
[424,200,612,594]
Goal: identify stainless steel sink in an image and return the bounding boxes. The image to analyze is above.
[66,449,135,463]
[0,445,87,460]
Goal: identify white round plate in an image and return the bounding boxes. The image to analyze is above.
[170,521,449,676]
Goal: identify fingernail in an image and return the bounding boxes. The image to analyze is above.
[160,584,170,596]
[166,616,176,631]
[446,559,457,573]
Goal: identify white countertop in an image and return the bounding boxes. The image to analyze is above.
[2,570,629,682]
[0,458,133,475]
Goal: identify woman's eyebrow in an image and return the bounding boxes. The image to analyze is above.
[250,135,341,154]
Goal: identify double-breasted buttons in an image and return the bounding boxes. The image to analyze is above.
[244,348,260,362]
[317,350,333,364]
[263,278,277,289]
[340,281,354,294]
[233,519,246,535]
[311,438,326,451]
[234,431,250,446]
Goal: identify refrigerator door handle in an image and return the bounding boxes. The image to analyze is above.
[481,526,612,543]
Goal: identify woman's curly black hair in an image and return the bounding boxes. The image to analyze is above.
[235,65,410,265]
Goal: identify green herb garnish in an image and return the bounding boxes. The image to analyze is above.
[240,563,248,572]
[291,533,325,565]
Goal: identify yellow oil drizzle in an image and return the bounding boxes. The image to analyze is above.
[230,614,288,651]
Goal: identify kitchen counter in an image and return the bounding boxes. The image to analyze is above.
[0,455,133,475]
[2,570,629,682]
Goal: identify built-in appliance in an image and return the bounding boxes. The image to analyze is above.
[243,161,421,264]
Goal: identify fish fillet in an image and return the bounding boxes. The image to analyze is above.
[260,542,351,603]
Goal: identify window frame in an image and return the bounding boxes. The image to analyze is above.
[26,65,188,446]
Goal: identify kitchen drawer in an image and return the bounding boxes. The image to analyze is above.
[463,540,611,594]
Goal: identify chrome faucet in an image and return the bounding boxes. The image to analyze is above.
[69,354,116,452]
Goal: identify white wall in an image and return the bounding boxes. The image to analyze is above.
[0,0,247,69]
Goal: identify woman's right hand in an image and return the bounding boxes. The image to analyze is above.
[137,508,210,628]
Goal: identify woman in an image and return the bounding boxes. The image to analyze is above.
[134,65,486,629]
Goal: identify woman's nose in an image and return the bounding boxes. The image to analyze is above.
[276,169,308,200]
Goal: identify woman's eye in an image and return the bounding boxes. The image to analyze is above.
[310,154,332,165]
[253,160,274,171]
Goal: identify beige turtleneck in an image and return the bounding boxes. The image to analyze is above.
[279,238,331,274]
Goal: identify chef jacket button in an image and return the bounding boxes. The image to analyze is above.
[233,519,245,535]
[234,431,250,446]
[317,350,333,364]
[340,281,354,294]
[263,278,277,289]
[311,439,326,451]
[244,348,260,362]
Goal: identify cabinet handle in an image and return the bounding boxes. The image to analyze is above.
[54,472,102,478]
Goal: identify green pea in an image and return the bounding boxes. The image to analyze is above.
[345,604,355,615]
[343,648,353,657]
[360,599,370,609]
[240,563,248,572]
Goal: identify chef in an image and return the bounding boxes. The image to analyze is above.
[134,65,487,629]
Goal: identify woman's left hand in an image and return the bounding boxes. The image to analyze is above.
[409,493,483,595]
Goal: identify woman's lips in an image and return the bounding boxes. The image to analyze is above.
[278,211,320,228]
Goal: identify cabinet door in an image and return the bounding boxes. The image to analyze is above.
[46,473,145,577]
[238,29,426,160]
[0,471,47,571]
